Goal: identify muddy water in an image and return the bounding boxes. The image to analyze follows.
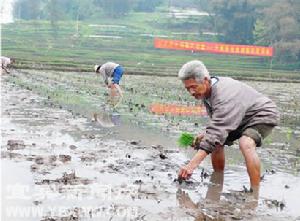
[1,72,300,221]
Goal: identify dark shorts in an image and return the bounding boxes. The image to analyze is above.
[224,124,275,147]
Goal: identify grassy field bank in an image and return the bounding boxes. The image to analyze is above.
[2,14,300,80]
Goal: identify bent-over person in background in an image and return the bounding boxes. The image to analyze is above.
[1,56,15,74]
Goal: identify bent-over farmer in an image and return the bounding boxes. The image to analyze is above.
[1,56,15,74]
[94,62,124,97]
[177,60,279,190]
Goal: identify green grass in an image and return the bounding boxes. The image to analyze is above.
[2,15,300,79]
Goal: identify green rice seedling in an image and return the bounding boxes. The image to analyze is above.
[286,127,293,143]
[177,132,195,148]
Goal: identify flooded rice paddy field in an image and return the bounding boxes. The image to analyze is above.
[1,70,300,221]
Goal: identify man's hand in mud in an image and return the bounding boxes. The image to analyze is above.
[178,164,194,180]
[178,149,208,181]
[191,133,205,149]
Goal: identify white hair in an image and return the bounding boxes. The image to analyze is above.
[178,60,210,82]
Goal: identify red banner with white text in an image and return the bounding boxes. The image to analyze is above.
[150,103,206,116]
[154,38,273,57]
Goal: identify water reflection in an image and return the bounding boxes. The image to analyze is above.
[205,171,224,201]
[177,172,259,220]
[93,109,121,128]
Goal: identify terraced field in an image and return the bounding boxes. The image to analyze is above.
[2,19,299,80]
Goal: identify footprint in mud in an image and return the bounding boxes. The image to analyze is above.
[58,154,71,163]
[107,163,123,173]
[1,151,24,160]
[80,153,98,163]
[83,133,96,139]
[69,144,78,150]
[29,155,72,174]
[151,144,163,151]
[35,171,92,185]
[30,164,40,172]
[7,139,25,150]
[34,155,57,165]
[130,140,141,145]
[115,158,141,169]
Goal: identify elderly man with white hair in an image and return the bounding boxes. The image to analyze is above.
[177,60,279,190]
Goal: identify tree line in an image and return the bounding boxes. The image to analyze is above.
[198,0,300,63]
[13,0,163,20]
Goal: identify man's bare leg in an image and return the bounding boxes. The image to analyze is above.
[211,146,225,172]
[239,135,260,188]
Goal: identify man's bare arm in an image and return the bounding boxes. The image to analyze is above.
[178,149,208,179]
